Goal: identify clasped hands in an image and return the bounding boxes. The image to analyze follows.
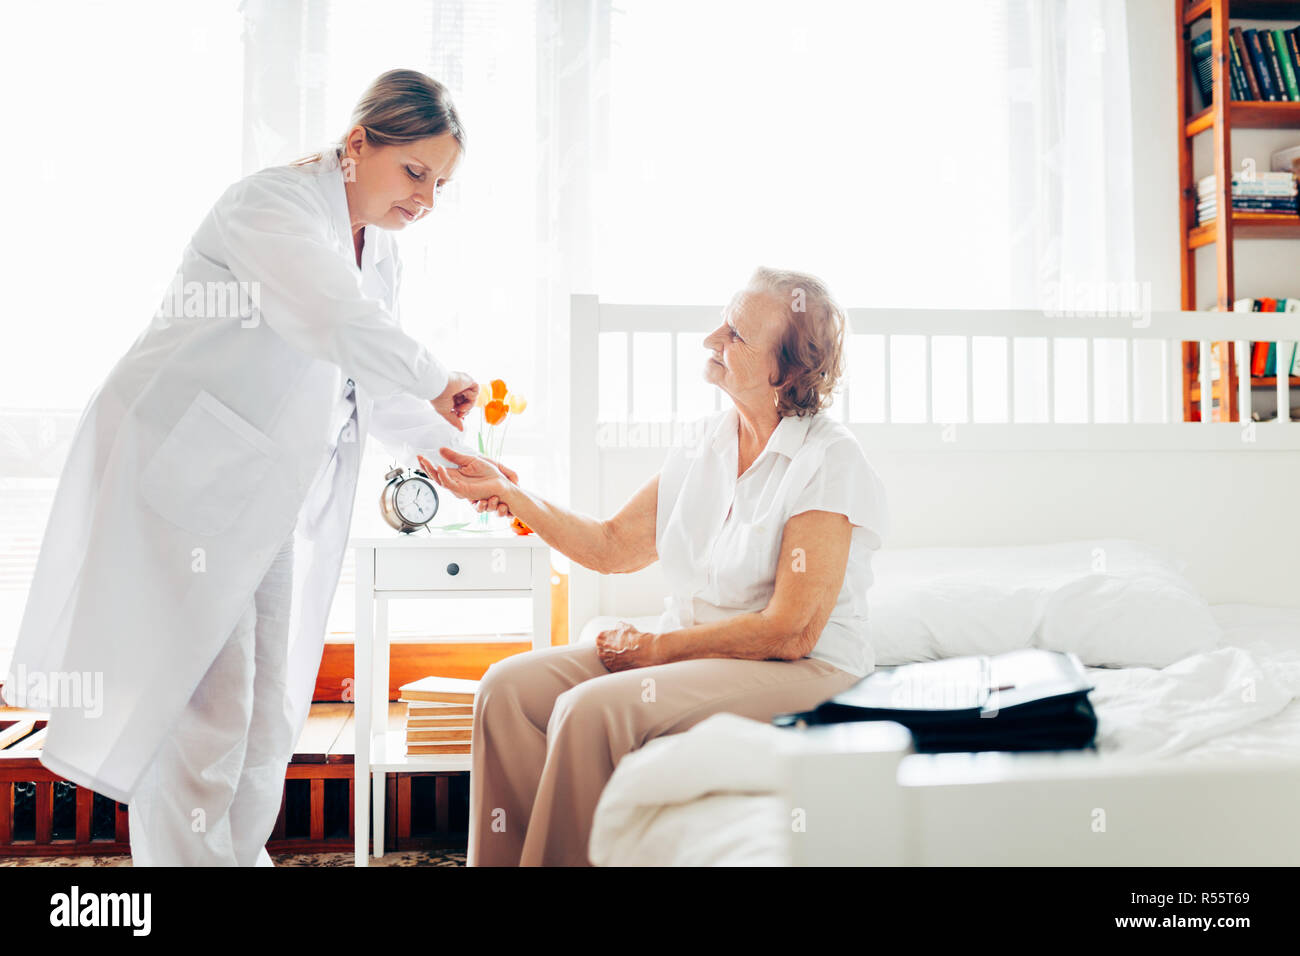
[417,445,661,672]
[417,449,517,518]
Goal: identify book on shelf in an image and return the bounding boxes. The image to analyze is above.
[1195,171,1298,224]
[406,743,472,755]
[1232,27,1262,100]
[1262,30,1286,99]
[405,701,474,716]
[1201,26,1300,103]
[1234,298,1299,380]
[1288,31,1300,98]
[398,675,478,704]
[1192,30,1214,106]
[1273,29,1300,100]
[1227,29,1249,100]
[1196,203,1299,224]
[1197,197,1298,210]
[1197,171,1297,192]
[406,712,474,727]
[406,726,473,742]
[1245,29,1281,101]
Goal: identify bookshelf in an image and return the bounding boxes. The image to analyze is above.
[1176,0,1300,422]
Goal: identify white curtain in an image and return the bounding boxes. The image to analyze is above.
[0,1,246,666]
[0,0,1138,660]
[586,0,1139,426]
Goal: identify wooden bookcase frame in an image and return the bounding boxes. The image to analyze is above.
[1177,0,1300,422]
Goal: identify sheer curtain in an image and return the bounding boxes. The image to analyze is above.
[0,0,1138,663]
[582,0,1139,427]
[0,1,245,670]
[587,0,1136,309]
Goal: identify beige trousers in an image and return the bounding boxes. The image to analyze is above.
[467,642,862,866]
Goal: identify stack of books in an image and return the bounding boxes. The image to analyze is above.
[399,676,478,755]
[1193,26,1300,105]
[1196,172,1298,225]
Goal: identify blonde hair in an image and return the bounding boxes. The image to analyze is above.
[290,68,465,166]
[749,266,847,418]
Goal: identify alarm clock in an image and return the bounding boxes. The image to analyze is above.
[379,466,440,533]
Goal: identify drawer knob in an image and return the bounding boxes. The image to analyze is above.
[446,562,460,576]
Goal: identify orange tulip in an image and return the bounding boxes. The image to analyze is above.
[511,516,533,535]
[491,379,508,401]
[484,399,508,425]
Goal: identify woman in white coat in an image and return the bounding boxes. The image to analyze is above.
[0,69,478,865]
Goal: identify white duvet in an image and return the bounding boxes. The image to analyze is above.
[588,605,1300,866]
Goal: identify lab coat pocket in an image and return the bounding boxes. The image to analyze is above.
[139,390,278,536]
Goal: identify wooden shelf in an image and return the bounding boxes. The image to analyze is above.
[1250,375,1300,386]
[1186,377,1297,401]
[1184,0,1300,23]
[1175,0,1299,421]
[1185,101,1300,137]
[1188,212,1300,248]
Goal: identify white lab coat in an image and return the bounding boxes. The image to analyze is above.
[1,145,465,804]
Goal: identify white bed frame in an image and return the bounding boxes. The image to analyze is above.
[568,294,1300,866]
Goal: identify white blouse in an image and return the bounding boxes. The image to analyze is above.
[654,405,890,677]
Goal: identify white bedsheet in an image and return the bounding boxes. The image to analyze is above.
[588,604,1300,866]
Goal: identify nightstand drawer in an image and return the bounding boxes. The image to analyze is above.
[374,546,533,590]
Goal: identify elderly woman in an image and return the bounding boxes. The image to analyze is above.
[421,267,888,866]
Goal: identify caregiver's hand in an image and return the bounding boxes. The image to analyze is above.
[431,372,479,432]
[418,449,510,505]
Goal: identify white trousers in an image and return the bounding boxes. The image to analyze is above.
[128,535,297,866]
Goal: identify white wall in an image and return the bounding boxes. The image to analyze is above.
[1126,0,1183,311]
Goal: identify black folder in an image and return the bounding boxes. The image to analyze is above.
[773,648,1098,753]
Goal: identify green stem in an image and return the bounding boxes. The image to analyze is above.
[497,411,512,463]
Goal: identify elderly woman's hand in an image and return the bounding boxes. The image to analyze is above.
[419,449,511,506]
[469,456,519,518]
[595,621,660,672]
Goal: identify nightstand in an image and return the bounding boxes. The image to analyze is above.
[350,530,552,866]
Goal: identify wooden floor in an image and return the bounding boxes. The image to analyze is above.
[2,699,425,763]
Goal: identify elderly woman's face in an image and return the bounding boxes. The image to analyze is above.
[703,287,786,404]
[343,130,461,230]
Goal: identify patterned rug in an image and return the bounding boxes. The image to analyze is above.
[0,848,466,867]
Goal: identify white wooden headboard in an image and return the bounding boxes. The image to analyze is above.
[567,294,1300,639]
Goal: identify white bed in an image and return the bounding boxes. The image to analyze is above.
[583,604,1300,866]
[566,296,1300,866]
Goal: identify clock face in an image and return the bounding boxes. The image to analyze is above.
[394,477,437,525]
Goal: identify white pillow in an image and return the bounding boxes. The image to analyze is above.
[866,539,1221,668]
